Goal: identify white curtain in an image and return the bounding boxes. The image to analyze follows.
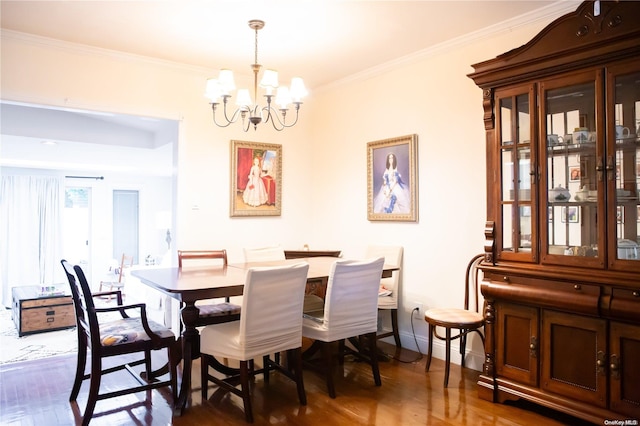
[0,175,64,307]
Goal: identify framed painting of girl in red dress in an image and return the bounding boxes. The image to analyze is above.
[230,140,282,217]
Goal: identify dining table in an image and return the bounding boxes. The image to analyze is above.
[131,256,398,415]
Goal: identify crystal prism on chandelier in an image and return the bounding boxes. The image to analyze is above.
[205,20,307,131]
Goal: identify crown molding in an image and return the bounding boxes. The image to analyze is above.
[316,0,582,93]
[0,28,210,76]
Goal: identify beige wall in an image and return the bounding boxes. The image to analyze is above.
[0,12,561,368]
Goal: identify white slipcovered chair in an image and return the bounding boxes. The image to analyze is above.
[302,257,385,398]
[200,262,310,423]
[365,245,404,347]
[242,245,286,262]
[243,245,322,313]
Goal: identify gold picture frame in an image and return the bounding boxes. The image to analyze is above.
[367,134,418,221]
[230,140,282,217]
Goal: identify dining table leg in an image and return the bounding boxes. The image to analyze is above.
[173,301,200,415]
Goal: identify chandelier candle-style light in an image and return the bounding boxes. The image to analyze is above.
[205,20,307,131]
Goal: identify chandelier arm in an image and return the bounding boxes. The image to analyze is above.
[210,104,236,128]
[262,104,301,131]
[221,98,245,125]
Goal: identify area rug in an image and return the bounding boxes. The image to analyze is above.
[0,307,77,365]
[0,301,165,365]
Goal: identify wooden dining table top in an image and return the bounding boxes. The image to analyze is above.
[131,256,398,303]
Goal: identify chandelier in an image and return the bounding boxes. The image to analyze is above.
[205,20,307,132]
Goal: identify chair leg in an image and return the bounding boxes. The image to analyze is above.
[390,309,401,347]
[70,337,87,401]
[82,355,102,426]
[444,327,452,388]
[367,332,382,387]
[322,342,336,399]
[263,355,270,383]
[239,361,254,423]
[460,329,467,368]
[289,348,307,406]
[169,343,178,402]
[425,323,434,372]
[144,349,152,378]
[201,354,210,401]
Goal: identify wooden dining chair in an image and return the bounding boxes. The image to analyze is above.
[177,249,241,325]
[200,262,310,423]
[423,253,485,387]
[366,244,404,347]
[98,253,133,300]
[302,257,385,398]
[61,259,178,426]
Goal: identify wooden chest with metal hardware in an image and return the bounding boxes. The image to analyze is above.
[12,286,76,336]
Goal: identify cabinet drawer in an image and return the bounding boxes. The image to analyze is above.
[483,274,600,316]
[20,296,72,309]
[17,303,76,336]
[609,288,640,322]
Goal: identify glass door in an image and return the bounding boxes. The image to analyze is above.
[607,60,640,270]
[495,84,536,262]
[64,187,92,281]
[540,70,605,268]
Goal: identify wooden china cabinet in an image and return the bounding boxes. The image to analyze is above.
[468,1,640,423]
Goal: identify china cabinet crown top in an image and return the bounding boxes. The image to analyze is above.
[469,1,640,88]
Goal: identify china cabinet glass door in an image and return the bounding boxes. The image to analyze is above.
[496,85,536,262]
[607,61,640,269]
[540,70,605,268]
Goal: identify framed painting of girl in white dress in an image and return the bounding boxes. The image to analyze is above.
[230,140,282,217]
[367,134,418,222]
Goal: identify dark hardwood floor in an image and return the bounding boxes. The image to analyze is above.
[0,341,595,425]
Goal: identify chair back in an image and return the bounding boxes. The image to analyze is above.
[178,249,227,268]
[365,245,403,303]
[243,245,286,262]
[239,262,309,354]
[115,253,134,283]
[465,254,485,313]
[61,259,99,346]
[322,257,385,338]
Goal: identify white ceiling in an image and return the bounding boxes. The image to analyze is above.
[0,0,579,175]
[1,1,569,89]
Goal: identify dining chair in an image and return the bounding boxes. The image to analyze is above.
[423,253,485,387]
[243,245,323,313]
[61,259,178,426]
[302,257,385,398]
[98,253,133,300]
[177,249,241,325]
[200,262,310,423]
[365,244,404,347]
[242,245,286,262]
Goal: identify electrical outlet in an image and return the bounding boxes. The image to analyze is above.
[412,302,423,319]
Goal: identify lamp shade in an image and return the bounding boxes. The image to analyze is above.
[275,86,292,109]
[218,69,236,94]
[236,89,253,110]
[260,69,279,95]
[205,78,222,102]
[289,77,308,102]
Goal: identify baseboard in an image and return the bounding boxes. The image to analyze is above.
[380,328,484,372]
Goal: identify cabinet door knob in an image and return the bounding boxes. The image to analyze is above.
[610,354,620,380]
[633,291,639,297]
[503,276,509,282]
[574,284,581,290]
